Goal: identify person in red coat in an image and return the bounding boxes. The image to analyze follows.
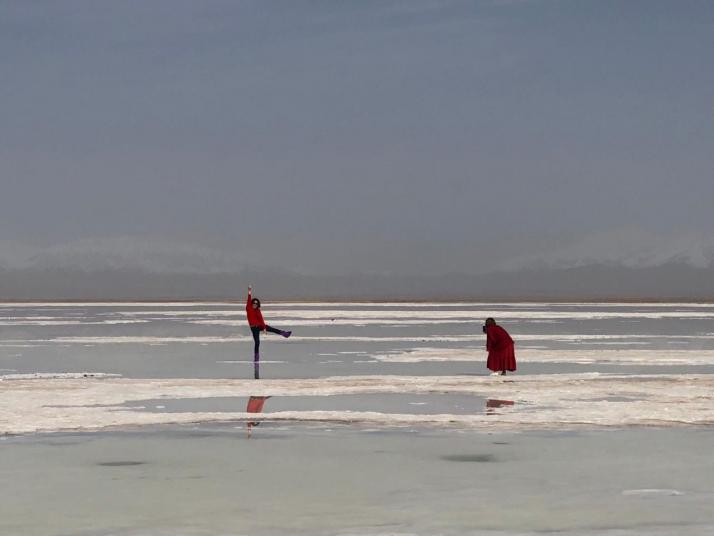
[484,317,516,375]
[247,286,291,362]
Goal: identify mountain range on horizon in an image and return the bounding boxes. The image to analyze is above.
[3,230,714,274]
[2,233,714,300]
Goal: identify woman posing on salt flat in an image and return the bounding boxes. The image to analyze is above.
[246,286,291,362]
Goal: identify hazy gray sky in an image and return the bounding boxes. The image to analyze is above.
[2,0,713,275]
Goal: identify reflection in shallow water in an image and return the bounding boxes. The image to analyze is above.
[486,399,515,415]
[246,396,271,436]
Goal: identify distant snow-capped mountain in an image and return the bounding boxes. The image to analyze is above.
[5,237,247,274]
[502,229,714,271]
[3,231,714,299]
[3,229,714,280]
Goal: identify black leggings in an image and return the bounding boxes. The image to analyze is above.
[250,325,282,353]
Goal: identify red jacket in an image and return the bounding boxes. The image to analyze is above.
[486,324,517,372]
[246,292,266,329]
[486,325,514,352]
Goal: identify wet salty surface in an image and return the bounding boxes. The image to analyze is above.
[118,393,491,416]
[3,302,714,381]
[2,302,714,534]
[1,426,713,535]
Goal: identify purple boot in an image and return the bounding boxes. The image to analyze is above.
[254,351,260,362]
[281,330,292,338]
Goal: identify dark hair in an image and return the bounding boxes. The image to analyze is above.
[485,317,496,325]
[252,298,261,308]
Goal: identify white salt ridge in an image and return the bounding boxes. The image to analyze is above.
[373,347,714,365]
[621,489,685,496]
[533,347,714,365]
[0,372,120,380]
[515,334,714,341]
[215,309,714,320]
[1,373,713,434]
[33,336,252,344]
[3,301,714,310]
[0,316,58,320]
[189,318,481,326]
[0,320,149,326]
[3,335,488,344]
[0,302,225,307]
[115,310,240,317]
[103,307,714,321]
[256,301,714,308]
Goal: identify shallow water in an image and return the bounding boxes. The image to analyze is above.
[1,302,714,534]
[1,426,713,535]
[3,301,714,380]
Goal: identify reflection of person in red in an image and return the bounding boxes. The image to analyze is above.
[246,396,271,436]
[486,399,515,414]
[484,318,516,376]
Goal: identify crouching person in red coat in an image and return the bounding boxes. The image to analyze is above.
[483,317,516,376]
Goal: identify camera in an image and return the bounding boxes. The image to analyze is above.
[482,325,487,333]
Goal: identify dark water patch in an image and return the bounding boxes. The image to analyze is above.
[442,454,496,463]
[97,461,147,467]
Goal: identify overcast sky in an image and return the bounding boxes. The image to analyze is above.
[2,0,713,275]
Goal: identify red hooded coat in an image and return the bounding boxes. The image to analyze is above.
[486,324,517,372]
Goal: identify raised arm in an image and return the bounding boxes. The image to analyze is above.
[246,285,253,311]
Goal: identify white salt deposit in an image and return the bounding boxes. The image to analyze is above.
[2,373,713,435]
[372,347,714,365]
[0,372,121,380]
[622,489,685,496]
[0,320,149,326]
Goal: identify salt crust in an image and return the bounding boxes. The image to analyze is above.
[1,373,712,434]
[372,347,714,365]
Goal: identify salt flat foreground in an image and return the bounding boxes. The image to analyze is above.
[2,426,713,536]
[2,373,714,435]
[1,302,713,535]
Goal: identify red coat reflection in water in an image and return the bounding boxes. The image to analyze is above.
[486,399,515,414]
[246,396,270,436]
[485,321,517,373]
[247,396,268,414]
